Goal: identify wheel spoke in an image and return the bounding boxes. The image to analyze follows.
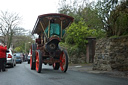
[59,50,68,72]
[60,52,66,71]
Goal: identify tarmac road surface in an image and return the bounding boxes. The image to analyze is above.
[0,62,128,85]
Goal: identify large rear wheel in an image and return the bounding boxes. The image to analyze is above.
[30,51,36,70]
[36,50,42,73]
[30,44,37,70]
[60,50,68,72]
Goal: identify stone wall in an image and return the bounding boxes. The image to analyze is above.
[93,36,128,71]
[69,52,86,64]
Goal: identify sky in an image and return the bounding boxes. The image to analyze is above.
[0,0,60,31]
[0,0,94,31]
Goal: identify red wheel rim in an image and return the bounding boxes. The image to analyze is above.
[60,52,66,71]
[36,52,39,71]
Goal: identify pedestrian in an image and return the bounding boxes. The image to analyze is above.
[0,42,7,72]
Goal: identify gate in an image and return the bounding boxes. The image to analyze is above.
[86,38,96,63]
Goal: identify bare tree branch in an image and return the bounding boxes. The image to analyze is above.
[0,11,22,48]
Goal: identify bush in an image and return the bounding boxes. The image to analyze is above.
[65,19,98,50]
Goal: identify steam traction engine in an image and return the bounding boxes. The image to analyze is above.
[30,13,74,73]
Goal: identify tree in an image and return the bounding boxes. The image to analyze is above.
[14,46,22,52]
[58,0,106,56]
[58,0,104,30]
[109,0,128,36]
[12,35,34,53]
[58,0,84,23]
[14,27,31,36]
[0,11,21,49]
[95,0,120,36]
[95,0,128,36]
[78,3,104,30]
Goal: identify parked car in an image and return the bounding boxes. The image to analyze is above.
[13,53,23,64]
[6,49,16,67]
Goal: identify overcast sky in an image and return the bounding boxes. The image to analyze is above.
[0,0,94,31]
[0,0,60,31]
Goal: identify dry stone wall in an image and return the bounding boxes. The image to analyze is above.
[69,52,86,64]
[93,36,128,71]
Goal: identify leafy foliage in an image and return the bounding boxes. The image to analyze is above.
[108,1,128,36]
[58,0,106,56]
[95,0,128,36]
[65,19,97,50]
[14,47,22,52]
[13,35,33,53]
[58,0,104,30]
[58,0,128,59]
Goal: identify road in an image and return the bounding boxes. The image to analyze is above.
[0,62,128,85]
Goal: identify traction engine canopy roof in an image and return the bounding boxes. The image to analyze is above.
[32,13,74,35]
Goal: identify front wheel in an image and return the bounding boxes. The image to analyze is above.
[30,43,37,70]
[60,50,68,72]
[30,51,36,70]
[36,50,42,73]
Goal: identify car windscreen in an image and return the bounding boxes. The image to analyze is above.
[14,53,21,57]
